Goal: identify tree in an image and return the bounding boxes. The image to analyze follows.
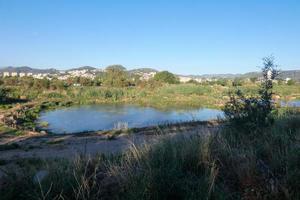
[105,65,126,72]
[223,56,279,131]
[250,77,258,83]
[103,65,129,87]
[153,71,179,84]
[33,78,50,89]
[232,78,243,86]
[287,79,295,85]
[0,87,9,103]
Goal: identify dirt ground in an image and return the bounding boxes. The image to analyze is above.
[0,122,220,161]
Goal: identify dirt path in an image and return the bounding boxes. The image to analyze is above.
[0,123,220,161]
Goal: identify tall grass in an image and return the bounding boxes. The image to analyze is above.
[1,111,299,199]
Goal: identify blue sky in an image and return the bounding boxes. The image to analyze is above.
[0,0,299,75]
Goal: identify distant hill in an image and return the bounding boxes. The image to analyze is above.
[128,68,158,74]
[0,66,299,81]
[277,70,300,81]
[0,66,59,74]
[183,70,300,81]
[67,66,97,71]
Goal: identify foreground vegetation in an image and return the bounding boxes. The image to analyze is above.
[0,58,299,199]
[1,80,299,109]
[1,63,299,110]
[0,109,299,200]
[0,75,299,133]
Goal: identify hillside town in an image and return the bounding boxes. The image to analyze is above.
[0,66,299,84]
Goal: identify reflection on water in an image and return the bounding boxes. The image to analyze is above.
[38,104,224,134]
[280,100,300,107]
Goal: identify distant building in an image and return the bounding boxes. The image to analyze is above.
[11,72,18,77]
[3,72,10,77]
[19,72,26,77]
[267,69,272,80]
[57,74,70,80]
[33,73,48,79]
[179,76,192,83]
[194,78,203,83]
[137,72,156,80]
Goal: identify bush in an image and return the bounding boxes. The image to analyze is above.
[287,79,295,85]
[223,56,279,131]
[153,71,179,84]
[0,87,9,103]
[102,66,130,87]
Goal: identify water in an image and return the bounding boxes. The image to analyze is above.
[280,100,300,107]
[37,104,224,134]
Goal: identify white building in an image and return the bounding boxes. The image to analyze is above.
[179,76,192,83]
[19,72,26,77]
[137,72,157,80]
[33,73,48,79]
[3,72,10,77]
[11,72,18,77]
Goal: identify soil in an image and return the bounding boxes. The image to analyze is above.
[0,121,220,161]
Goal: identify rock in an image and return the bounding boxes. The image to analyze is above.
[40,131,47,134]
[33,170,49,184]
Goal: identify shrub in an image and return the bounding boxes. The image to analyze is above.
[287,79,295,85]
[102,66,130,87]
[0,87,9,103]
[153,71,179,84]
[223,56,279,131]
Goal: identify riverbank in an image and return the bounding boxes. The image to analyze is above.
[0,84,299,135]
[0,111,299,200]
[0,120,220,161]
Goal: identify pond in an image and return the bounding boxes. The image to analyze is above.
[280,100,300,107]
[37,104,224,134]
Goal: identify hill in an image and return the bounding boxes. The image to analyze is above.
[0,66,299,81]
[67,66,97,71]
[0,66,59,74]
[128,68,158,74]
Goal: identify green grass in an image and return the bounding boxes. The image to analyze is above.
[2,82,300,110]
[0,124,24,136]
[45,139,64,145]
[1,82,300,135]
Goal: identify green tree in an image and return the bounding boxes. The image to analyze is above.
[103,65,129,87]
[153,71,179,84]
[0,87,9,103]
[287,79,295,85]
[105,65,126,71]
[250,77,258,83]
[33,78,50,89]
[223,56,279,131]
[232,78,243,86]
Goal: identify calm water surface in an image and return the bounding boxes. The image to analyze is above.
[281,100,300,107]
[38,104,224,134]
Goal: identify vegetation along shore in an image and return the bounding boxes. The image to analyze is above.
[0,58,300,199]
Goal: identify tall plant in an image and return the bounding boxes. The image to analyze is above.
[0,87,9,104]
[223,56,279,130]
